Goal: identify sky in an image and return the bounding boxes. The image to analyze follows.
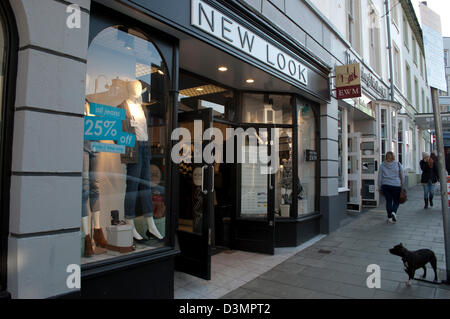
[412,0,450,37]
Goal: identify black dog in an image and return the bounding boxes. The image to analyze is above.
[389,243,438,286]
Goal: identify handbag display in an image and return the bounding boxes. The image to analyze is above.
[398,162,407,204]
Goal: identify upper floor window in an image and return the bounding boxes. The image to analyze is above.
[346,0,361,54]
[412,36,417,65]
[369,6,381,75]
[392,0,399,27]
[405,62,412,102]
[394,45,401,88]
[403,16,409,50]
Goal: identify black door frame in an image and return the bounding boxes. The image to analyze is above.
[0,0,18,298]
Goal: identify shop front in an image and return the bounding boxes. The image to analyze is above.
[2,0,331,298]
[76,0,331,298]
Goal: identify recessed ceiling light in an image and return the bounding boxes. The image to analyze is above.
[196,88,204,91]
[218,66,228,72]
[246,79,255,84]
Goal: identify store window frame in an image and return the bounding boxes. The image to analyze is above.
[238,91,320,220]
[82,6,179,274]
[0,0,18,297]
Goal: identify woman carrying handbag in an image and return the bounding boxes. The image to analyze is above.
[420,152,439,209]
[378,152,406,224]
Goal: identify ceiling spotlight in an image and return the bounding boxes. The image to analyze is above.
[246,79,255,84]
[196,88,204,91]
[218,66,228,72]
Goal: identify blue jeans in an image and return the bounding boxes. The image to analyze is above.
[82,141,100,218]
[124,141,153,219]
[381,184,401,219]
[423,181,435,199]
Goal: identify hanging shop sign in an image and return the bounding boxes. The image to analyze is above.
[335,63,361,99]
[344,51,388,99]
[191,0,308,86]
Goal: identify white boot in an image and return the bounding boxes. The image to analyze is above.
[146,217,163,240]
[126,218,143,240]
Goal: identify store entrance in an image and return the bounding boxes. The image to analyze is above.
[175,108,214,280]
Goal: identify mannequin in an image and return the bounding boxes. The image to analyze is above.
[121,80,163,241]
[82,101,107,257]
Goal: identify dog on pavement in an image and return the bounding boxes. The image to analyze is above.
[389,243,438,286]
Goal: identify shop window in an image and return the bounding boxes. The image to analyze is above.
[178,72,234,120]
[275,128,293,218]
[297,103,317,216]
[398,119,403,164]
[380,108,387,162]
[242,93,292,124]
[82,26,170,264]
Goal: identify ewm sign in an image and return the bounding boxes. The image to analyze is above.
[335,63,361,100]
[191,0,308,86]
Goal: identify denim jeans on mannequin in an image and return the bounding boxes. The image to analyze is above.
[82,141,101,218]
[124,141,153,219]
[423,181,435,199]
[381,184,401,219]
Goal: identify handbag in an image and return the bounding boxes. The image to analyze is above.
[398,162,407,204]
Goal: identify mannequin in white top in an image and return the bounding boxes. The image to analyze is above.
[124,80,163,241]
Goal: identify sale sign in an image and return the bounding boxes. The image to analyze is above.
[336,63,362,100]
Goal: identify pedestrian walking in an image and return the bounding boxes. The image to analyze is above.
[420,152,439,209]
[378,151,405,224]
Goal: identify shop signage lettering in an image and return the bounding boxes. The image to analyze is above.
[191,0,308,86]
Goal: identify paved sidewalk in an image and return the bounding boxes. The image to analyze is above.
[223,185,450,299]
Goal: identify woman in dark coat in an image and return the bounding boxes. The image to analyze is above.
[420,152,439,209]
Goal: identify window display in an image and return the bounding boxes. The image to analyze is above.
[242,94,292,124]
[297,103,317,216]
[82,26,169,264]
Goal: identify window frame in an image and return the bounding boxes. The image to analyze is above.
[0,0,19,295]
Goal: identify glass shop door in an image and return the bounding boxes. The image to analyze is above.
[347,132,362,212]
[232,125,275,255]
[175,108,214,280]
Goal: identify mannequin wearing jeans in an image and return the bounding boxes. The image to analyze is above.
[82,102,107,257]
[122,80,163,240]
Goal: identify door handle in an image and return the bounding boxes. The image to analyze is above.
[201,166,207,194]
[211,166,214,193]
[268,168,274,190]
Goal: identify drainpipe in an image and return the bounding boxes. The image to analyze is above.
[385,0,395,102]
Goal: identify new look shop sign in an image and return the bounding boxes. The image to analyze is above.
[191,0,308,86]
